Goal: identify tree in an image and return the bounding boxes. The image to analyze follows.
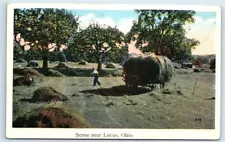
[14,8,79,68]
[70,23,128,71]
[128,10,199,60]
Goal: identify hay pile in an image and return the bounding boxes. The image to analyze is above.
[105,63,116,68]
[54,62,68,68]
[13,106,91,128]
[31,86,68,102]
[26,61,39,67]
[123,54,173,87]
[13,68,43,86]
[78,60,88,65]
[15,58,26,63]
[13,75,34,86]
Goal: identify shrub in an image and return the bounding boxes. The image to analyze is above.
[193,68,201,73]
[209,58,215,71]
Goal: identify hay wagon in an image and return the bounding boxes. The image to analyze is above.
[122,55,173,88]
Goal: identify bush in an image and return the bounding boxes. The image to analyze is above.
[193,68,201,73]
[209,58,215,70]
[59,53,67,62]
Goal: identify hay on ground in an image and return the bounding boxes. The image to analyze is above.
[105,63,116,68]
[31,86,68,102]
[13,106,91,128]
[13,75,34,86]
[26,61,39,67]
[13,68,43,78]
[54,62,69,68]
[13,68,43,83]
[78,60,88,65]
[15,58,26,63]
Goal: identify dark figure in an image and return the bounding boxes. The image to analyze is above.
[92,68,101,86]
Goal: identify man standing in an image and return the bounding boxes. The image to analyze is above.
[92,68,101,86]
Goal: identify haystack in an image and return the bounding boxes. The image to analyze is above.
[13,68,43,85]
[105,62,116,68]
[78,60,88,65]
[13,105,91,128]
[31,86,68,102]
[54,62,68,68]
[13,75,34,86]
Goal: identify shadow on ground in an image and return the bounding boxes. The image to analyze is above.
[80,85,153,96]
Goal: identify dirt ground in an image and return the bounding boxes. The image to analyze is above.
[13,63,215,129]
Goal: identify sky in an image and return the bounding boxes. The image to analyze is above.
[70,9,217,55]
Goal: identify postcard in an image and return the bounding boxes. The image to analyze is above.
[6,3,221,140]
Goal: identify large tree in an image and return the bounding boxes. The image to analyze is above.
[127,10,199,60]
[14,8,79,68]
[70,23,128,71]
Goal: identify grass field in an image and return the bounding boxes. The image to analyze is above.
[12,61,215,129]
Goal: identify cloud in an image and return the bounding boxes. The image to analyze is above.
[205,18,216,25]
[78,12,135,33]
[194,16,204,24]
[117,18,136,34]
[78,13,96,29]
[78,13,116,29]
[94,17,115,27]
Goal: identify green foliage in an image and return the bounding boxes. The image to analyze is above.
[70,23,128,71]
[14,8,79,68]
[128,10,199,61]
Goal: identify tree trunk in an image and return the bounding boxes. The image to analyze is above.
[42,52,49,69]
[97,60,102,72]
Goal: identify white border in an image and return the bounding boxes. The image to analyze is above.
[6,3,221,140]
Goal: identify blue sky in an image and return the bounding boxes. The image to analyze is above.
[70,9,217,55]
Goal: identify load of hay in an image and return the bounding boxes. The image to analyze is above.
[122,54,173,87]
